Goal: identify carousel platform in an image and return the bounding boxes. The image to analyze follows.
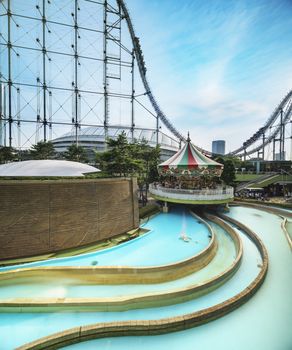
[149,184,234,205]
[152,133,234,207]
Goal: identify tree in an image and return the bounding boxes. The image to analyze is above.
[221,159,236,185]
[0,146,16,164]
[97,132,143,176]
[216,156,236,185]
[96,133,160,205]
[29,141,55,160]
[96,132,160,182]
[129,138,160,201]
[140,144,160,202]
[64,144,88,163]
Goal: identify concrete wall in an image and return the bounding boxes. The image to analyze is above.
[0,178,139,260]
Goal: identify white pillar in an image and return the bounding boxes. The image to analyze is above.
[162,201,169,213]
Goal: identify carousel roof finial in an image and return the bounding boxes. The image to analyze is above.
[187,131,191,143]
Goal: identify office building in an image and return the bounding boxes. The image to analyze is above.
[212,140,225,155]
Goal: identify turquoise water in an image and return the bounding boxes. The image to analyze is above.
[0,221,236,299]
[0,207,210,272]
[0,209,262,349]
[61,207,292,350]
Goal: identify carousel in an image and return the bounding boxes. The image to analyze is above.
[149,134,234,210]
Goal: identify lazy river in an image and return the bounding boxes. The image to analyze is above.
[0,205,291,350]
[0,207,210,271]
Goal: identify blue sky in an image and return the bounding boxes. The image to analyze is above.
[1,0,291,155]
[127,0,292,154]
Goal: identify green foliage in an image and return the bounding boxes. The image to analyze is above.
[96,132,161,190]
[64,144,88,163]
[240,160,255,171]
[215,156,236,185]
[0,146,16,164]
[84,171,112,179]
[131,138,160,189]
[222,155,242,169]
[213,155,255,172]
[101,132,144,176]
[29,141,55,160]
[222,159,236,185]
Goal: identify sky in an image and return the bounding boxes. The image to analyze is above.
[0,0,292,156]
[126,0,292,154]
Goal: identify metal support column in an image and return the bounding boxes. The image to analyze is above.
[262,133,265,160]
[48,91,52,140]
[272,137,276,160]
[36,77,41,143]
[41,0,47,141]
[103,0,109,149]
[131,50,135,142]
[73,0,79,145]
[0,82,2,146]
[0,11,3,147]
[279,108,283,160]
[7,0,13,147]
[3,85,7,146]
[281,117,285,160]
[17,87,21,149]
[290,121,292,161]
[156,115,159,146]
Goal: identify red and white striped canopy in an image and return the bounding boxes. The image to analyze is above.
[158,137,223,176]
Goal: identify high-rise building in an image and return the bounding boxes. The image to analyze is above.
[212,140,225,155]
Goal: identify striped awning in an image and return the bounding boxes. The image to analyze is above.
[158,136,223,175]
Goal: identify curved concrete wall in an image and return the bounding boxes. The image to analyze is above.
[0,214,217,285]
[0,178,139,260]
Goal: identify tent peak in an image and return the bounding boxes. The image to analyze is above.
[187,131,191,143]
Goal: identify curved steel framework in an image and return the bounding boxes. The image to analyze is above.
[117,0,186,143]
[0,0,290,160]
[230,90,292,159]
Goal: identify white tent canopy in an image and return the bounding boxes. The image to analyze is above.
[0,160,100,177]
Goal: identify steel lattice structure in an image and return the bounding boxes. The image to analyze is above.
[229,89,292,160]
[0,0,181,151]
[0,0,291,160]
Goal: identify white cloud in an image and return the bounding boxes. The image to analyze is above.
[125,0,292,158]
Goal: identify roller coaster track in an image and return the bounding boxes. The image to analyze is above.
[118,0,291,158]
[117,0,186,144]
[230,89,292,157]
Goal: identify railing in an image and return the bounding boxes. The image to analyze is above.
[149,184,234,201]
